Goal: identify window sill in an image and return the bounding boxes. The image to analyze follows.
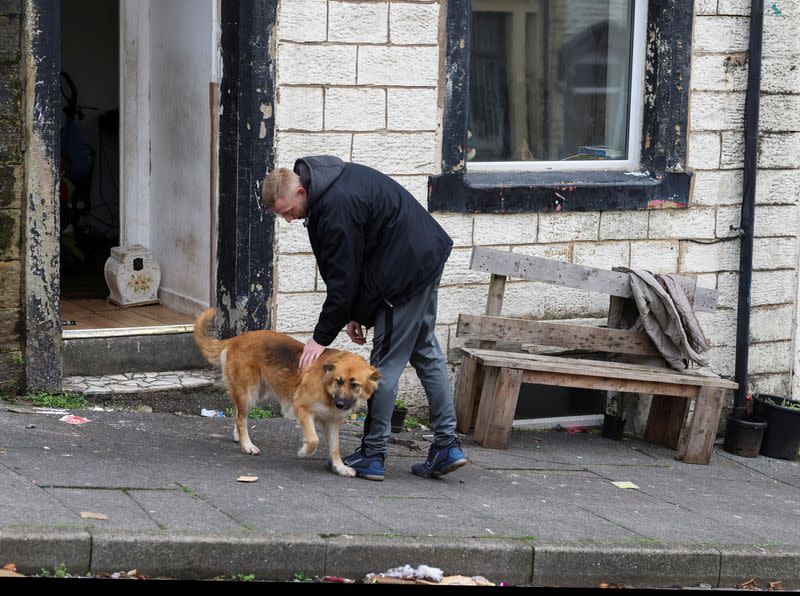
[427,169,692,213]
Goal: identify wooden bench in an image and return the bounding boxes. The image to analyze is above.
[454,246,738,465]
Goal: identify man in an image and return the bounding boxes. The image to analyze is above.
[261,155,467,481]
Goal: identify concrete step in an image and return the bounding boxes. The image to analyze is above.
[62,326,208,376]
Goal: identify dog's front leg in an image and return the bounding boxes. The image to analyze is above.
[325,420,355,477]
[295,407,319,457]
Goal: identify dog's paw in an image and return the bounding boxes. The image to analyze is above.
[297,442,318,457]
[241,443,261,455]
[333,465,356,478]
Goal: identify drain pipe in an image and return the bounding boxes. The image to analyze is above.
[733,0,764,414]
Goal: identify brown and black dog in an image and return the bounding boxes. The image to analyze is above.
[193,308,381,477]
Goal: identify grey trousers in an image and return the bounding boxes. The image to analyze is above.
[361,274,459,457]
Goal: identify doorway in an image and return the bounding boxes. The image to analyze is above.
[58,0,218,334]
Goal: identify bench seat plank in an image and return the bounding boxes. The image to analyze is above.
[462,348,738,391]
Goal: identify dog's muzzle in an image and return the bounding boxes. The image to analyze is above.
[334,394,356,410]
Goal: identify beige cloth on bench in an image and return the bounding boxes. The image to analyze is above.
[608,268,710,371]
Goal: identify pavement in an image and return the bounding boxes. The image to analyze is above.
[1,400,799,589]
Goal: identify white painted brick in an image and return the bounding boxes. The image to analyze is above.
[756,169,800,205]
[695,309,737,347]
[538,212,599,243]
[691,170,744,206]
[277,219,312,254]
[717,0,750,15]
[325,88,385,131]
[629,241,679,273]
[751,305,794,342]
[695,273,718,291]
[502,281,608,321]
[762,10,800,59]
[389,2,439,44]
[721,131,744,169]
[693,17,749,53]
[749,341,793,374]
[708,345,736,377]
[753,237,797,269]
[278,0,327,42]
[328,2,388,43]
[760,95,800,133]
[690,53,748,92]
[758,133,800,169]
[680,240,740,273]
[275,292,326,333]
[572,242,629,270]
[690,92,745,131]
[473,213,537,245]
[687,132,721,170]
[436,286,495,324]
[387,88,439,131]
[275,132,351,168]
[441,247,489,286]
[762,57,800,94]
[432,213,472,247]
[277,254,317,293]
[358,46,439,86]
[276,86,323,131]
[277,43,357,85]
[390,175,429,205]
[717,204,800,237]
[648,208,716,240]
[351,132,437,174]
[695,0,717,15]
[750,373,792,398]
[599,211,648,240]
[512,243,571,261]
[716,270,796,308]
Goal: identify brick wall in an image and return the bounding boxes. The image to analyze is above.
[0,0,23,393]
[271,1,800,410]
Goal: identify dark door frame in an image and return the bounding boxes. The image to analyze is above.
[21,0,277,391]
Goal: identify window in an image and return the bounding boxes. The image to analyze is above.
[468,0,647,172]
[430,0,693,213]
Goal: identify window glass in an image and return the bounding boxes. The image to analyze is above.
[469,0,636,164]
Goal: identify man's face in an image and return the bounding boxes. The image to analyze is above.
[273,184,307,223]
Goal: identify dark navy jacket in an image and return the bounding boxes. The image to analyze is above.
[295,156,453,346]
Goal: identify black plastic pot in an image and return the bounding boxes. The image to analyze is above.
[601,414,626,440]
[390,407,407,434]
[753,394,800,461]
[723,414,766,458]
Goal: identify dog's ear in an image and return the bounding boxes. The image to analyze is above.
[322,362,334,373]
[369,368,382,382]
[365,367,382,395]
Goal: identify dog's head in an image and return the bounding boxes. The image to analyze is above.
[321,352,381,411]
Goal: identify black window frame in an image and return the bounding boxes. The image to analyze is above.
[428,0,695,213]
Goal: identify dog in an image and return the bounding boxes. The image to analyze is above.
[193,308,381,477]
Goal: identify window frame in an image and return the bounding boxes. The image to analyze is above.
[429,0,695,213]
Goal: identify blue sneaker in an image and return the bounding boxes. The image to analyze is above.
[412,444,467,478]
[340,448,385,481]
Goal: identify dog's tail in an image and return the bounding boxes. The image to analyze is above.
[193,308,226,367]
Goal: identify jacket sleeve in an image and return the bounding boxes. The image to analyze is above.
[312,205,365,346]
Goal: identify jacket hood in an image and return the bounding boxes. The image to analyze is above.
[294,155,345,206]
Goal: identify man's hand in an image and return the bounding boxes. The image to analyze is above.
[346,320,366,345]
[299,338,326,369]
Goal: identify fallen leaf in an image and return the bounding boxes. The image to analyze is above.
[769,580,783,591]
[3,563,17,572]
[80,511,109,520]
[236,476,258,483]
[736,578,759,590]
[59,415,91,425]
[611,481,639,490]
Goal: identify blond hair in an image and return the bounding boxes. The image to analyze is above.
[261,167,298,209]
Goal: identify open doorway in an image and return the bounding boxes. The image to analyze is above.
[58,0,217,335]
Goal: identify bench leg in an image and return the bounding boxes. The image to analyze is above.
[455,354,482,434]
[644,395,690,450]
[677,386,725,465]
[472,367,523,449]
